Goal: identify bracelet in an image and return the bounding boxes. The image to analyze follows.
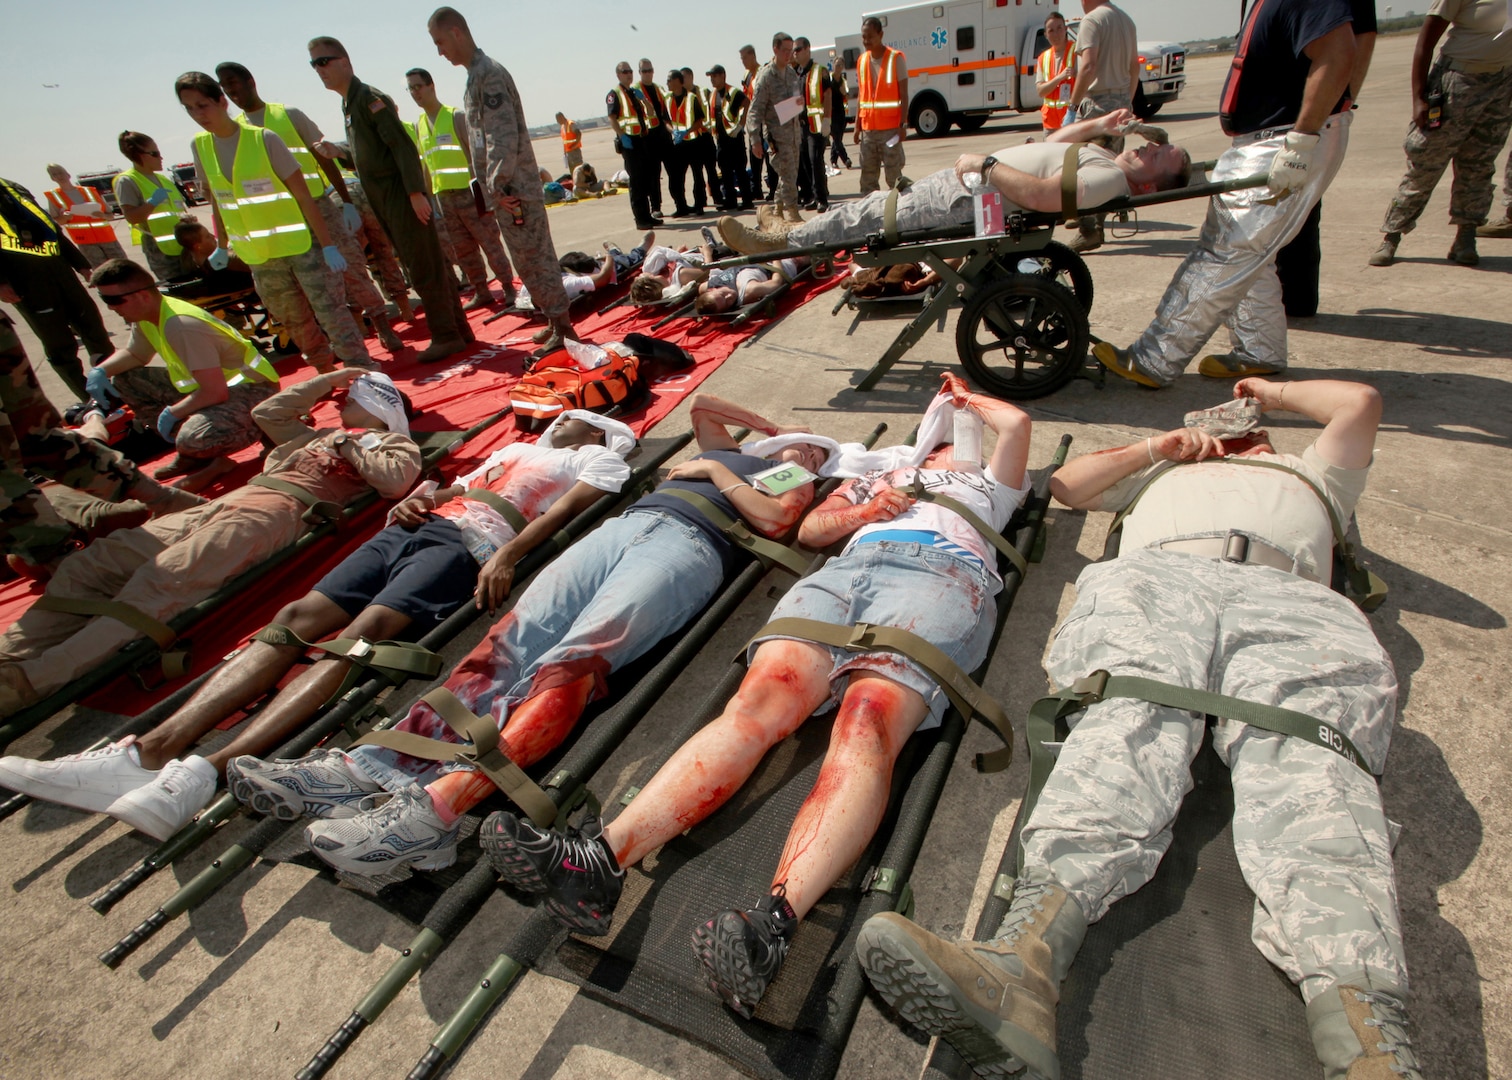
[719,482,751,496]
[1146,437,1157,465]
[1277,383,1287,410]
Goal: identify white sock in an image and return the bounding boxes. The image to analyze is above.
[181,755,218,782]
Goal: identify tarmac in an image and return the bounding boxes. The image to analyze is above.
[0,34,1506,1080]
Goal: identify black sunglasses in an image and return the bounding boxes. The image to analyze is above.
[310,55,344,68]
[99,286,152,307]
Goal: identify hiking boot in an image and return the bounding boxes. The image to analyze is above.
[692,891,798,1019]
[226,748,383,821]
[719,216,787,256]
[175,456,237,494]
[1198,352,1283,379]
[1448,224,1479,266]
[304,784,459,874]
[1368,233,1400,267]
[781,203,803,224]
[415,337,469,364]
[1068,228,1104,254]
[0,736,154,813]
[152,453,211,482]
[106,755,217,841]
[127,476,206,516]
[77,500,152,542]
[1307,981,1424,1080]
[371,312,404,353]
[462,288,493,312]
[1477,213,1512,238]
[478,810,624,933]
[1092,342,1161,389]
[855,876,1087,1080]
[531,317,580,359]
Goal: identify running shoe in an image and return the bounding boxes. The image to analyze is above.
[691,891,798,1019]
[478,810,623,934]
[226,748,382,821]
[304,784,459,874]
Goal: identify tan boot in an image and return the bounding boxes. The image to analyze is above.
[1477,213,1512,238]
[1307,981,1424,1079]
[781,203,803,224]
[393,295,416,323]
[371,311,404,353]
[126,474,206,516]
[531,316,579,359]
[717,216,788,256]
[856,876,1086,1080]
[755,203,781,231]
[1447,224,1479,266]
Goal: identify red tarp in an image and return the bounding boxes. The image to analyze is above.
[0,267,847,716]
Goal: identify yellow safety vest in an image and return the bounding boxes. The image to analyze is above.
[0,180,66,258]
[713,88,745,137]
[414,107,473,193]
[138,295,279,393]
[252,102,326,197]
[120,168,187,255]
[194,121,312,265]
[637,83,665,129]
[804,64,827,133]
[612,85,642,136]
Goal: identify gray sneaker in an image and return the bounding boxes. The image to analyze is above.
[304,785,459,874]
[226,749,382,821]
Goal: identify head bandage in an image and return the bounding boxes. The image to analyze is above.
[1184,397,1262,438]
[348,372,409,436]
[539,410,636,458]
[743,392,962,479]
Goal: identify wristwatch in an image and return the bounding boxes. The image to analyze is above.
[981,155,998,179]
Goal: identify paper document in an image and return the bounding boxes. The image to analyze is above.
[774,96,804,125]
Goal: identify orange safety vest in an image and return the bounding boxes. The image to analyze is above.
[803,64,827,134]
[1037,43,1076,130]
[668,93,704,140]
[637,83,665,129]
[561,122,582,152]
[858,47,905,131]
[44,185,117,245]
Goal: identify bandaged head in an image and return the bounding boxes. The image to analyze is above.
[348,372,409,436]
[1184,397,1262,438]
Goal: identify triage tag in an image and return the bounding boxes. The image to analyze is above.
[974,188,1005,237]
[749,462,818,495]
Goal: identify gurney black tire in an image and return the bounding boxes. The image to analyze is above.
[956,275,1088,401]
[1015,241,1094,316]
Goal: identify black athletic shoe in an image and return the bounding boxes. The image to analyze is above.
[479,810,624,935]
[691,891,798,1019]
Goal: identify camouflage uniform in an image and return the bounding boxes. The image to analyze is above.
[250,246,370,369]
[463,49,568,320]
[747,59,805,210]
[1381,61,1512,234]
[347,177,409,305]
[857,129,905,195]
[436,187,515,294]
[315,190,388,319]
[1022,546,1407,1005]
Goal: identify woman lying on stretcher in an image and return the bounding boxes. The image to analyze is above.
[481,373,1033,1019]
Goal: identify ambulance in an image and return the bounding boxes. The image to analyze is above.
[835,0,1185,137]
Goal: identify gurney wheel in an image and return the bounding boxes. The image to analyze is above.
[956,275,1088,401]
[1011,241,1093,316]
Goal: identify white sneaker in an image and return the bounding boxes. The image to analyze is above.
[304,785,460,874]
[0,737,153,813]
[105,756,218,841]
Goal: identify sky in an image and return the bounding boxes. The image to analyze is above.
[6,0,1248,199]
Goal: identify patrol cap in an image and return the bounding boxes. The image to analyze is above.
[706,64,726,76]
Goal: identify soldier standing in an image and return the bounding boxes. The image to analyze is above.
[748,33,806,224]
[794,38,832,212]
[427,7,577,356]
[112,132,190,283]
[307,35,472,365]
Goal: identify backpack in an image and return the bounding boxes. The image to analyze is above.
[509,351,649,433]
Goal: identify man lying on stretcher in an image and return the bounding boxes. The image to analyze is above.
[0,410,633,840]
[221,395,839,875]
[720,108,1192,256]
[482,375,1033,1020]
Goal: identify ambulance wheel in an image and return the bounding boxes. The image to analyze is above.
[956,113,989,132]
[912,96,951,138]
[956,275,1088,401]
[994,241,1094,316]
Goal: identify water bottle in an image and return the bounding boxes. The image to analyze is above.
[953,408,983,473]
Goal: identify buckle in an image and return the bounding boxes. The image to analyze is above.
[347,638,374,660]
[1069,669,1109,704]
[845,622,875,650]
[1222,532,1250,564]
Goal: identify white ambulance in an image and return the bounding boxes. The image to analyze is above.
[835,0,1185,137]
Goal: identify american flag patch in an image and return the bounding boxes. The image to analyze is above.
[369,98,388,113]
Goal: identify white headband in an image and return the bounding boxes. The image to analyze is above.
[539,410,637,457]
[348,372,409,436]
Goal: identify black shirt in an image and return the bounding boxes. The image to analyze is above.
[1219,0,1375,134]
[633,450,782,572]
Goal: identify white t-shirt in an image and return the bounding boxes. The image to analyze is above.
[561,272,597,302]
[987,142,1130,211]
[640,245,702,277]
[433,441,631,553]
[1100,443,1370,582]
[838,465,1031,578]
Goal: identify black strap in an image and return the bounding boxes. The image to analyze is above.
[655,488,811,575]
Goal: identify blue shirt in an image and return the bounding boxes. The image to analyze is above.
[1219,0,1375,135]
[634,450,782,572]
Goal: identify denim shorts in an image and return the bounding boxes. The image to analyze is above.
[751,540,999,730]
[312,517,479,628]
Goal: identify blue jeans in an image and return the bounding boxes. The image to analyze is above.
[347,509,726,790]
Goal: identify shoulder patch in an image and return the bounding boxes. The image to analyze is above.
[484,91,505,110]
[369,97,388,113]
[606,92,617,107]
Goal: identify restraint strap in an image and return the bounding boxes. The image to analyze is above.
[655,488,810,576]
[253,623,442,705]
[351,687,559,826]
[897,479,1026,576]
[883,186,901,245]
[1060,143,1081,224]
[248,474,344,527]
[33,596,190,678]
[1107,457,1387,611]
[454,489,529,536]
[753,617,1015,772]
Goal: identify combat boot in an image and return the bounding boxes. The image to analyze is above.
[531,316,580,359]
[462,285,494,312]
[392,295,416,323]
[370,311,404,353]
[1307,980,1424,1080]
[781,203,803,224]
[1477,212,1512,238]
[125,475,206,516]
[856,875,1087,1079]
[1368,233,1401,267]
[1447,224,1479,266]
[718,216,788,256]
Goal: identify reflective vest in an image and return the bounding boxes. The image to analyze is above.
[561,122,581,152]
[0,180,66,257]
[804,64,827,133]
[253,102,326,197]
[858,46,905,131]
[139,295,279,393]
[1037,44,1076,130]
[636,83,665,129]
[193,121,311,265]
[712,88,746,137]
[119,168,187,254]
[668,93,704,140]
[611,85,643,136]
[414,107,473,193]
[44,185,117,245]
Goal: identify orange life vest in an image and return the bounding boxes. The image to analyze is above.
[561,122,582,152]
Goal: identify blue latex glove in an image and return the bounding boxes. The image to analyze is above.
[672,131,684,146]
[208,246,230,271]
[341,201,363,233]
[620,134,634,151]
[322,244,348,272]
[146,187,170,207]
[85,365,116,406]
[156,404,180,441]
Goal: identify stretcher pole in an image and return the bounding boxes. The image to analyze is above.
[93,431,694,956]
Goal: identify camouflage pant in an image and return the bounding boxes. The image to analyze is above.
[137,236,177,284]
[349,183,409,304]
[250,246,370,368]
[437,187,515,292]
[497,199,570,320]
[1382,62,1512,233]
[1022,549,1407,1002]
[316,191,387,318]
[858,127,905,196]
[765,122,804,208]
[108,365,276,458]
[1074,91,1131,234]
[75,238,128,269]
